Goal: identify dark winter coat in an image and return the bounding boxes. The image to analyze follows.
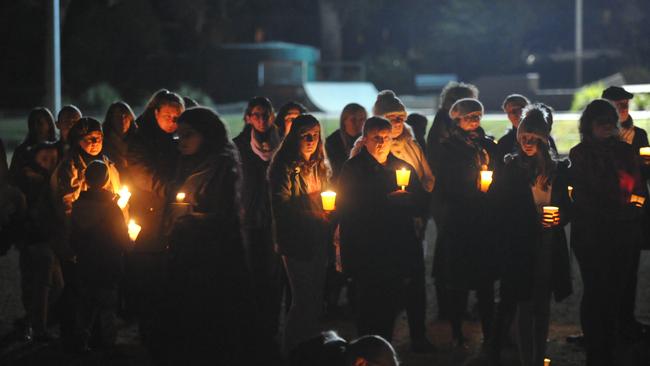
[325,129,357,183]
[489,155,572,302]
[431,127,500,289]
[70,189,130,289]
[338,148,428,279]
[569,139,646,253]
[103,131,132,176]
[233,129,273,230]
[162,147,258,365]
[126,119,178,252]
[425,109,452,176]
[269,161,330,261]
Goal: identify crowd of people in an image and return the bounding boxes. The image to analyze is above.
[0,83,649,366]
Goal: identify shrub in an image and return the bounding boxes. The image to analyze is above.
[571,82,605,112]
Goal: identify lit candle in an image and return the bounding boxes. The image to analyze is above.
[176,192,186,203]
[395,168,411,190]
[542,206,559,225]
[630,194,646,207]
[567,185,574,201]
[117,186,131,209]
[128,220,142,242]
[640,147,650,156]
[480,170,493,193]
[321,191,337,211]
[544,358,551,366]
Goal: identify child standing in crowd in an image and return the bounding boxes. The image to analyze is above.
[70,160,130,351]
[268,114,332,354]
[338,117,431,350]
[490,106,572,366]
[432,98,499,348]
[570,99,646,366]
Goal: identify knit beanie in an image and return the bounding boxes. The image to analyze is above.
[373,90,406,116]
[517,106,550,145]
[449,98,484,120]
[85,159,109,189]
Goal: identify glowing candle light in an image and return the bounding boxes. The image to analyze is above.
[567,185,574,201]
[176,192,186,203]
[395,168,411,190]
[128,220,142,242]
[640,147,650,156]
[321,191,337,211]
[543,206,559,225]
[544,358,551,366]
[480,170,493,193]
[117,186,131,209]
[630,194,646,208]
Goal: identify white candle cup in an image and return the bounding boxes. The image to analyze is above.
[542,206,560,224]
[630,194,646,207]
[480,170,493,193]
[128,220,142,242]
[321,191,337,211]
[395,168,411,190]
[639,147,650,156]
[567,186,574,201]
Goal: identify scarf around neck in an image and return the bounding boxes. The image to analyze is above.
[250,126,281,161]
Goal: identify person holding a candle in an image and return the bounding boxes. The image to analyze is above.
[233,96,286,342]
[69,160,130,352]
[338,117,432,351]
[488,105,572,366]
[268,114,333,354]
[432,97,500,348]
[125,89,184,338]
[157,106,264,364]
[569,99,646,366]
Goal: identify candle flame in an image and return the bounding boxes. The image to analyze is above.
[117,186,131,209]
[176,192,186,202]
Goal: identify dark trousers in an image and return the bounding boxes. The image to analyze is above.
[447,281,494,342]
[619,245,641,329]
[77,285,118,347]
[56,260,80,343]
[354,270,426,343]
[247,227,283,339]
[573,226,639,366]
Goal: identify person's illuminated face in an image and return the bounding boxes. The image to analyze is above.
[364,128,392,164]
[384,111,407,138]
[519,134,539,157]
[504,103,524,128]
[458,112,482,131]
[155,104,183,133]
[79,131,103,156]
[246,106,273,133]
[299,125,320,161]
[344,110,367,137]
[177,124,204,156]
[612,99,630,123]
[283,108,301,135]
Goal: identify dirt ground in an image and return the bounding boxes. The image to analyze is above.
[1,222,649,365]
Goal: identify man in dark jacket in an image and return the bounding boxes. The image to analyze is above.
[602,86,650,340]
[233,96,284,340]
[338,117,432,350]
[125,91,184,339]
